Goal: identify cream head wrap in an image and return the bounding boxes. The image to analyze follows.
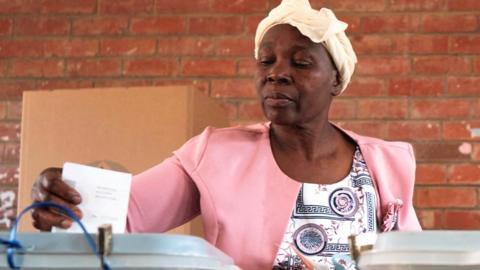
[254,0,357,93]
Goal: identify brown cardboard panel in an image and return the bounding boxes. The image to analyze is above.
[18,86,229,234]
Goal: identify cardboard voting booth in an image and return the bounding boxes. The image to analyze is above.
[17,86,229,234]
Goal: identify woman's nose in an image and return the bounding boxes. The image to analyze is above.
[266,61,292,84]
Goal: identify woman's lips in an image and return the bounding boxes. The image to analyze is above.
[264,96,294,107]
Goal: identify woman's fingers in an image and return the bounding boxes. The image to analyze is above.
[32,208,71,231]
[31,192,83,231]
[31,167,84,231]
[33,168,82,205]
[46,177,82,205]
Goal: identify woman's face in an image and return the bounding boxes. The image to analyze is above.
[255,24,340,126]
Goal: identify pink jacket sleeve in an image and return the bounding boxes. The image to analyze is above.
[126,155,200,233]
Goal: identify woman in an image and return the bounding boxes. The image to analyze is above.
[31,1,421,269]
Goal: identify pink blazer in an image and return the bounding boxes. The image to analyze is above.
[127,123,421,270]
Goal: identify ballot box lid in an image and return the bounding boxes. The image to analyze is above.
[0,232,240,269]
[358,230,480,270]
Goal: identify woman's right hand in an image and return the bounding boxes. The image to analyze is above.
[31,167,83,231]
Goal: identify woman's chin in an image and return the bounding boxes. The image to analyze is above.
[265,113,297,126]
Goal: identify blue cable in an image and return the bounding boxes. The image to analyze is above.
[4,202,112,270]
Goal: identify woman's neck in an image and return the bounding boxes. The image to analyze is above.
[270,120,340,161]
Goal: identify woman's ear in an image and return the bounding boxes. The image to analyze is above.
[331,71,342,96]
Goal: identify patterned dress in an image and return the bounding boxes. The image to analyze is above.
[273,147,377,270]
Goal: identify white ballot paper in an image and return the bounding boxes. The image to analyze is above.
[52,162,132,234]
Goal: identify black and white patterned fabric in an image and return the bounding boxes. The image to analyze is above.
[273,147,377,270]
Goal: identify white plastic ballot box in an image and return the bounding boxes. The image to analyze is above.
[358,230,480,270]
[0,233,240,269]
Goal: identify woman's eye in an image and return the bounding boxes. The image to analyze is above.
[293,60,311,67]
[258,58,274,66]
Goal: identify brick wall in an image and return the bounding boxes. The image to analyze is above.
[0,0,479,230]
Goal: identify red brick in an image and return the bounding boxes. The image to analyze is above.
[416,164,447,184]
[211,79,256,99]
[413,142,471,161]
[0,167,19,186]
[189,16,243,35]
[0,81,36,99]
[416,210,443,229]
[270,0,329,9]
[152,80,209,94]
[270,0,281,8]
[443,121,480,140]
[413,56,470,74]
[357,57,410,76]
[474,99,480,118]
[158,38,215,56]
[389,78,444,96]
[156,0,211,13]
[0,144,4,163]
[94,79,209,94]
[387,121,441,140]
[73,17,129,35]
[0,122,20,142]
[447,77,480,96]
[330,0,386,11]
[100,39,156,56]
[308,0,331,9]
[124,59,178,77]
[238,58,256,76]
[423,14,477,33]
[357,99,407,119]
[408,35,449,54]
[40,0,95,14]
[3,143,19,163]
[0,102,6,119]
[94,79,153,88]
[0,0,41,14]
[350,35,396,54]
[448,0,480,10]
[388,0,446,11]
[362,15,420,33]
[99,0,154,14]
[245,15,264,35]
[337,15,362,34]
[0,40,44,57]
[329,99,356,120]
[334,121,388,138]
[182,59,236,77]
[448,164,480,184]
[44,39,98,57]
[216,38,254,57]
[416,187,476,207]
[15,17,70,36]
[411,99,470,119]
[445,211,480,229]
[130,17,186,34]
[37,80,93,90]
[0,19,12,35]
[474,143,480,161]
[475,57,480,72]
[219,101,238,120]
[451,36,480,53]
[0,60,6,77]
[67,59,121,77]
[343,78,385,97]
[211,0,268,13]
[10,59,64,78]
[238,101,264,120]
[6,102,21,120]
